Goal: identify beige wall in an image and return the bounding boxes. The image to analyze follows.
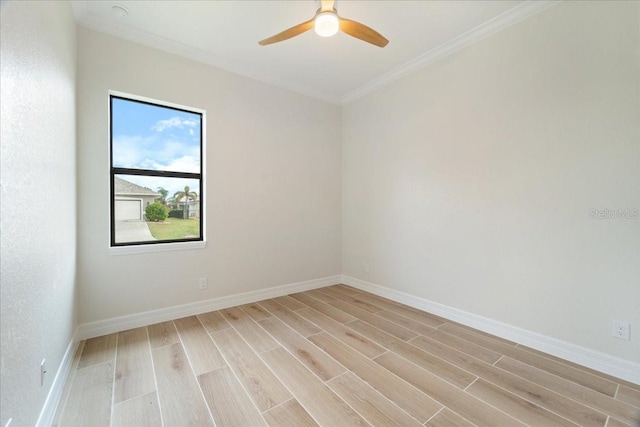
[76,28,342,323]
[342,1,639,363]
[0,1,78,425]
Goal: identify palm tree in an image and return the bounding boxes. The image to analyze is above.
[173,186,198,219]
[156,187,169,205]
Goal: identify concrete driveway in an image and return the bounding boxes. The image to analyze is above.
[115,220,156,243]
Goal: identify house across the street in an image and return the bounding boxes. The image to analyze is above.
[114,176,159,221]
[175,199,200,219]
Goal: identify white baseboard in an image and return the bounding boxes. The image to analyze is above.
[35,331,80,427]
[76,275,341,340]
[341,275,640,385]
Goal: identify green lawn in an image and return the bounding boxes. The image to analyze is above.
[146,218,200,240]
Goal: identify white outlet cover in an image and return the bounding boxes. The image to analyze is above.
[612,320,630,341]
[198,278,208,290]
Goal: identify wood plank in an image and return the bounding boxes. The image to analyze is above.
[519,343,640,392]
[607,418,638,427]
[290,293,357,323]
[58,362,114,427]
[606,417,633,427]
[379,303,446,328]
[111,391,162,427]
[198,365,267,427]
[240,302,273,322]
[211,327,291,411]
[319,288,384,313]
[325,285,381,299]
[508,345,619,398]
[331,290,447,327]
[419,326,503,364]
[332,289,407,312]
[259,299,320,337]
[273,295,306,310]
[315,285,354,297]
[347,319,476,389]
[305,288,338,302]
[221,306,280,353]
[173,316,225,376]
[261,347,369,426]
[296,307,385,358]
[327,371,423,427]
[496,356,639,425]
[258,317,345,381]
[618,380,640,393]
[441,320,518,345]
[440,323,618,397]
[197,310,231,334]
[147,321,179,349]
[309,332,441,423]
[152,343,214,426]
[617,385,640,408]
[374,351,525,427]
[114,327,155,403]
[410,335,608,427]
[426,408,475,427]
[78,333,117,369]
[327,284,362,295]
[330,300,418,341]
[375,309,438,336]
[466,378,579,426]
[263,399,318,427]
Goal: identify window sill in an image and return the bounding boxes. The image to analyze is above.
[109,240,206,256]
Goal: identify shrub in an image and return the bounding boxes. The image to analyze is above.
[145,202,168,222]
[168,209,184,219]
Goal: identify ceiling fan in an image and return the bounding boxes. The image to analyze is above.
[259,0,389,48]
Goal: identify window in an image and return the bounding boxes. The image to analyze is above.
[110,93,204,248]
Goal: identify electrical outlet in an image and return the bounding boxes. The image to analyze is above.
[198,277,208,290]
[40,359,47,386]
[363,263,370,273]
[612,320,630,341]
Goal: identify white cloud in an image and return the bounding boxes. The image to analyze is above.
[113,135,200,172]
[152,116,198,132]
[165,156,200,173]
[112,135,154,168]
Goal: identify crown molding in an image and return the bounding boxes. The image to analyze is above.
[71,2,341,104]
[72,1,558,106]
[340,1,559,104]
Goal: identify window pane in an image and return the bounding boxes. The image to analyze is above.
[114,174,201,244]
[111,97,201,173]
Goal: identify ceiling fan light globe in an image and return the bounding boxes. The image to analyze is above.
[314,12,339,37]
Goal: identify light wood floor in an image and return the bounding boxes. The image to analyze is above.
[54,285,640,426]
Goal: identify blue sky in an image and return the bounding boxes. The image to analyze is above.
[112,98,202,198]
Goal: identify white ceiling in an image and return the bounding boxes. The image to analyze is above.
[72,0,555,104]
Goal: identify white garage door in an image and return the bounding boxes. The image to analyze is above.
[115,199,141,221]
